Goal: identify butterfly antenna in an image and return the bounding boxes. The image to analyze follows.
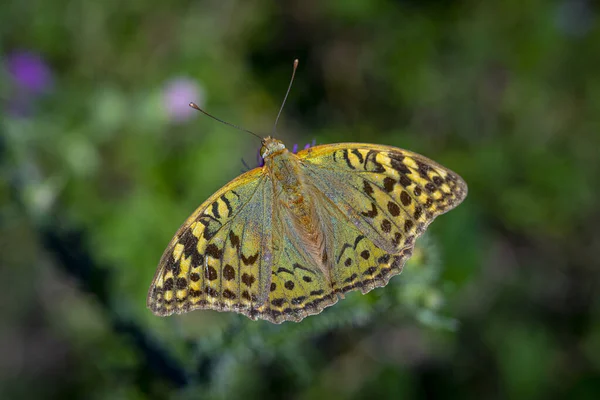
[188,102,262,141]
[272,59,299,135]
[240,158,252,172]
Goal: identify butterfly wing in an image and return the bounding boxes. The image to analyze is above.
[147,168,274,319]
[253,202,339,323]
[296,143,467,295]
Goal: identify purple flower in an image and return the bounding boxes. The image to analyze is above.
[5,50,54,94]
[291,140,316,154]
[4,50,54,116]
[162,77,204,123]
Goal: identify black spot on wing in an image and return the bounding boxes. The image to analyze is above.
[271,298,285,307]
[387,201,400,216]
[206,244,223,260]
[229,231,241,249]
[293,263,313,274]
[291,296,306,305]
[353,235,366,249]
[241,273,256,287]
[389,153,411,175]
[205,266,218,281]
[381,219,392,233]
[364,150,385,173]
[220,195,232,216]
[361,203,378,218]
[241,252,259,266]
[199,213,220,224]
[399,175,412,188]
[277,267,294,275]
[400,191,412,206]
[336,235,366,265]
[223,264,235,280]
[336,243,352,264]
[383,177,396,192]
[197,214,222,240]
[211,201,220,219]
[351,149,364,163]
[378,254,391,264]
[176,277,187,289]
[342,149,356,169]
[416,160,432,181]
[363,180,374,196]
[179,229,199,259]
[414,206,423,220]
[432,176,444,186]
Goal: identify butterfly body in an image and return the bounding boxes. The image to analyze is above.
[148,137,467,323]
[264,138,327,274]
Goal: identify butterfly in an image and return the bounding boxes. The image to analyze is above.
[147,135,468,323]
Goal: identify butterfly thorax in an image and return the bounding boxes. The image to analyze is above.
[261,138,311,215]
[266,150,312,217]
[264,146,315,219]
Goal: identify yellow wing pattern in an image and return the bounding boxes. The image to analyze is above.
[147,168,274,319]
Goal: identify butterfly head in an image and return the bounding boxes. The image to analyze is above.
[260,136,286,160]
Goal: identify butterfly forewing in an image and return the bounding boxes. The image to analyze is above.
[298,143,467,255]
[147,168,274,319]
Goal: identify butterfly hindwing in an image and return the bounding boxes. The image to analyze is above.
[315,193,412,297]
[254,201,337,323]
[147,168,274,319]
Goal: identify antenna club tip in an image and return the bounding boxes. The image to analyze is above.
[189,102,200,110]
[293,59,299,67]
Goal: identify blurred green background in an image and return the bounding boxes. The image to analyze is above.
[2,0,599,399]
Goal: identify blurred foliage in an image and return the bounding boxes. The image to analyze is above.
[1,0,600,399]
